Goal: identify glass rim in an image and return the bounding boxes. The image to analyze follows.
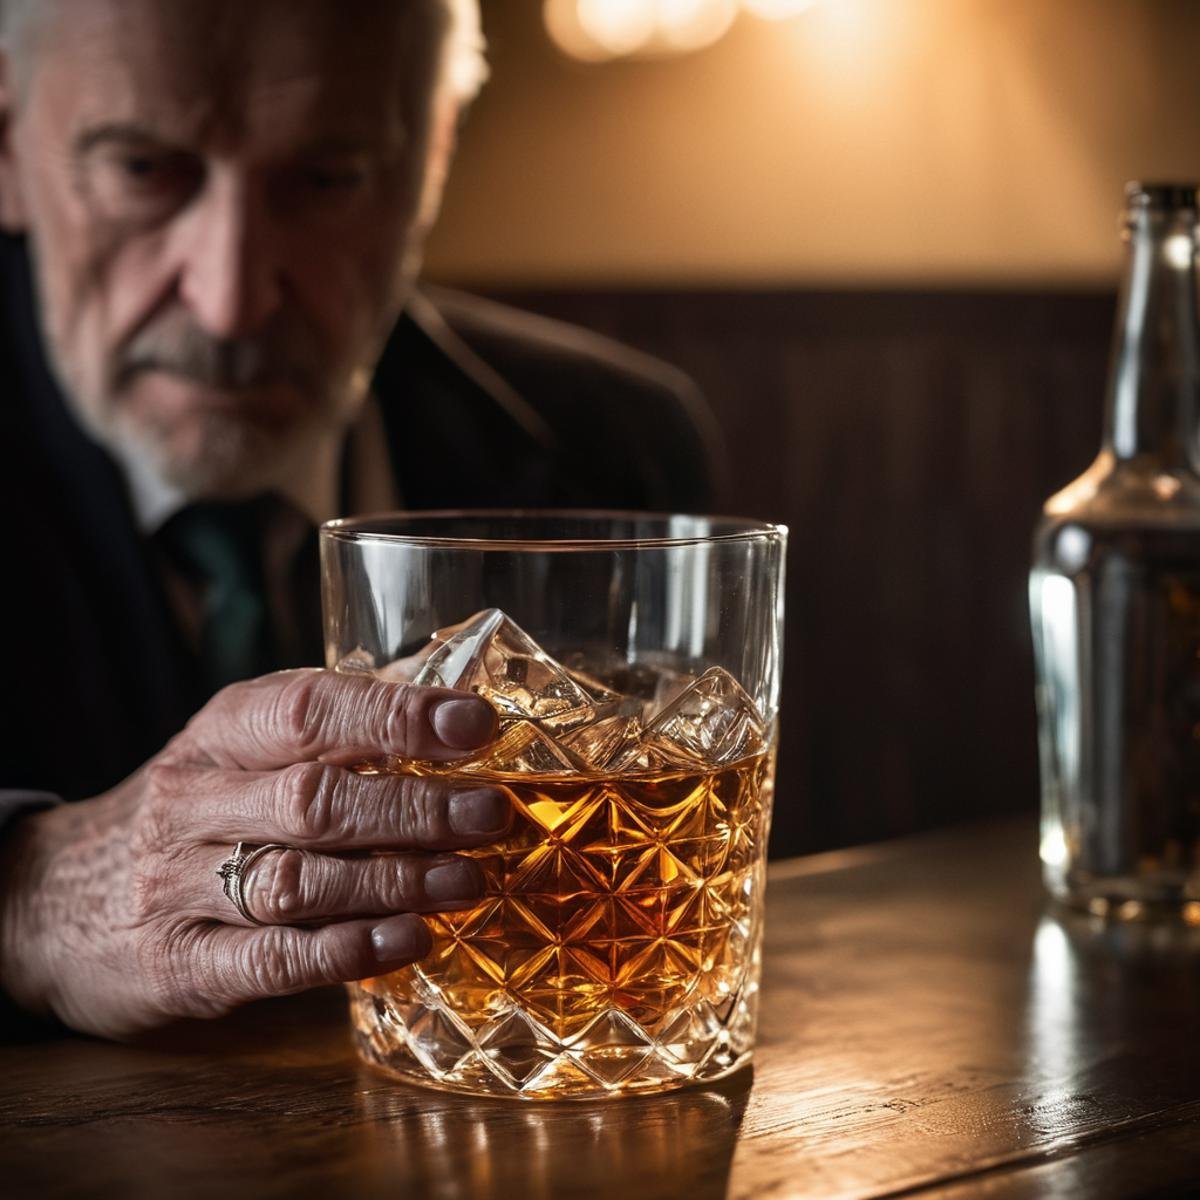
[320,508,787,551]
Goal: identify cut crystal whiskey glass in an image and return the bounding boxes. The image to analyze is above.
[321,512,786,1099]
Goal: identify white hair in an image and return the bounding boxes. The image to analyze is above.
[444,0,488,102]
[1,0,488,102]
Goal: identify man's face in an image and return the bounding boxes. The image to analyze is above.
[0,0,456,498]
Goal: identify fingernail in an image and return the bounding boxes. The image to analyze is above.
[423,858,484,903]
[371,914,431,965]
[448,787,511,837]
[429,696,497,750]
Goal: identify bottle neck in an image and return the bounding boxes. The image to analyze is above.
[1103,204,1200,470]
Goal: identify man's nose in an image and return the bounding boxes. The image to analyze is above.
[175,172,283,339]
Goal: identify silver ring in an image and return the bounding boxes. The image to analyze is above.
[216,842,291,926]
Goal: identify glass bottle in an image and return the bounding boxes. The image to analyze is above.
[1030,181,1200,919]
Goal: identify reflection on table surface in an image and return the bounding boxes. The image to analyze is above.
[354,1071,750,1200]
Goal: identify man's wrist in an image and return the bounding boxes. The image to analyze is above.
[0,796,63,1038]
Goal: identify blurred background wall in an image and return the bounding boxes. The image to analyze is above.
[421,0,1200,857]
[427,0,1200,287]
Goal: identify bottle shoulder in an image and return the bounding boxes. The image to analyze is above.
[1034,453,1200,573]
[1040,452,1200,531]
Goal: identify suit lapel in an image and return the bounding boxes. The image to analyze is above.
[372,291,566,510]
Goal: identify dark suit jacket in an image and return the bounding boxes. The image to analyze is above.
[0,236,721,803]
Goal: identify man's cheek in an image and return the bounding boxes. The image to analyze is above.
[53,273,122,414]
[35,219,120,360]
[100,232,178,348]
[293,251,392,356]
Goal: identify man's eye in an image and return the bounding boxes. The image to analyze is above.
[121,155,159,179]
[116,152,194,189]
[81,147,202,225]
[303,164,368,193]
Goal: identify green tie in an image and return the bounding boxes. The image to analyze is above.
[160,498,279,692]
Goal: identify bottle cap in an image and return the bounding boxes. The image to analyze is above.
[1125,182,1199,211]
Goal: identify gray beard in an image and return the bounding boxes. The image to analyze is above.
[101,388,355,508]
[126,412,286,499]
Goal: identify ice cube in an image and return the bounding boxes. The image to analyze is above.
[334,647,376,674]
[456,720,589,776]
[610,667,766,771]
[562,657,683,709]
[649,666,699,718]
[373,615,510,684]
[557,660,621,705]
[559,713,644,772]
[413,609,599,734]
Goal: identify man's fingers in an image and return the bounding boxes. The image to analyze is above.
[171,669,498,770]
[198,914,434,1004]
[149,762,512,851]
[197,845,485,926]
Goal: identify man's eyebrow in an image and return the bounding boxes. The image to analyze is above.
[70,125,407,159]
[298,132,405,157]
[73,123,173,156]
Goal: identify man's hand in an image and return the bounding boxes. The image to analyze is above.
[0,670,504,1039]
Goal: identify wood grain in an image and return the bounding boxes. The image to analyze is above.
[4,817,1200,1199]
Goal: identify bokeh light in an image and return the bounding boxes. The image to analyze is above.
[545,0,740,62]
[741,0,820,18]
[657,0,739,52]
[577,0,657,56]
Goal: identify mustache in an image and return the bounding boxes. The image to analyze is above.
[115,312,324,392]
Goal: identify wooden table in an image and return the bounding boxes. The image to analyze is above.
[5,817,1200,1199]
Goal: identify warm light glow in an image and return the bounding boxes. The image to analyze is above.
[1163,233,1194,270]
[577,0,657,55]
[543,0,643,61]
[1153,473,1183,500]
[545,0,738,61]
[742,0,820,19]
[658,0,738,52]
[440,0,1172,288]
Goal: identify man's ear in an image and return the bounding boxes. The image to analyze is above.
[0,48,29,232]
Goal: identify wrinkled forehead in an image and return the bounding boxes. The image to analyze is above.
[19,0,449,151]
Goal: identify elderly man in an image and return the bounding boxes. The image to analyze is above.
[0,0,718,1038]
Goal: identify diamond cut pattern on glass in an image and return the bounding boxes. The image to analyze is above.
[353,750,772,1095]
[353,750,771,1096]
[349,613,773,1097]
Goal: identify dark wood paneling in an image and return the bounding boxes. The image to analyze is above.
[480,289,1116,857]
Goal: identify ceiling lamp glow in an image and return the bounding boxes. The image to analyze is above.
[741,0,820,17]
[656,0,738,52]
[543,0,617,60]
[577,0,657,55]
[545,0,738,61]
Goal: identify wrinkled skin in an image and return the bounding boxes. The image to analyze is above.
[0,671,504,1038]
